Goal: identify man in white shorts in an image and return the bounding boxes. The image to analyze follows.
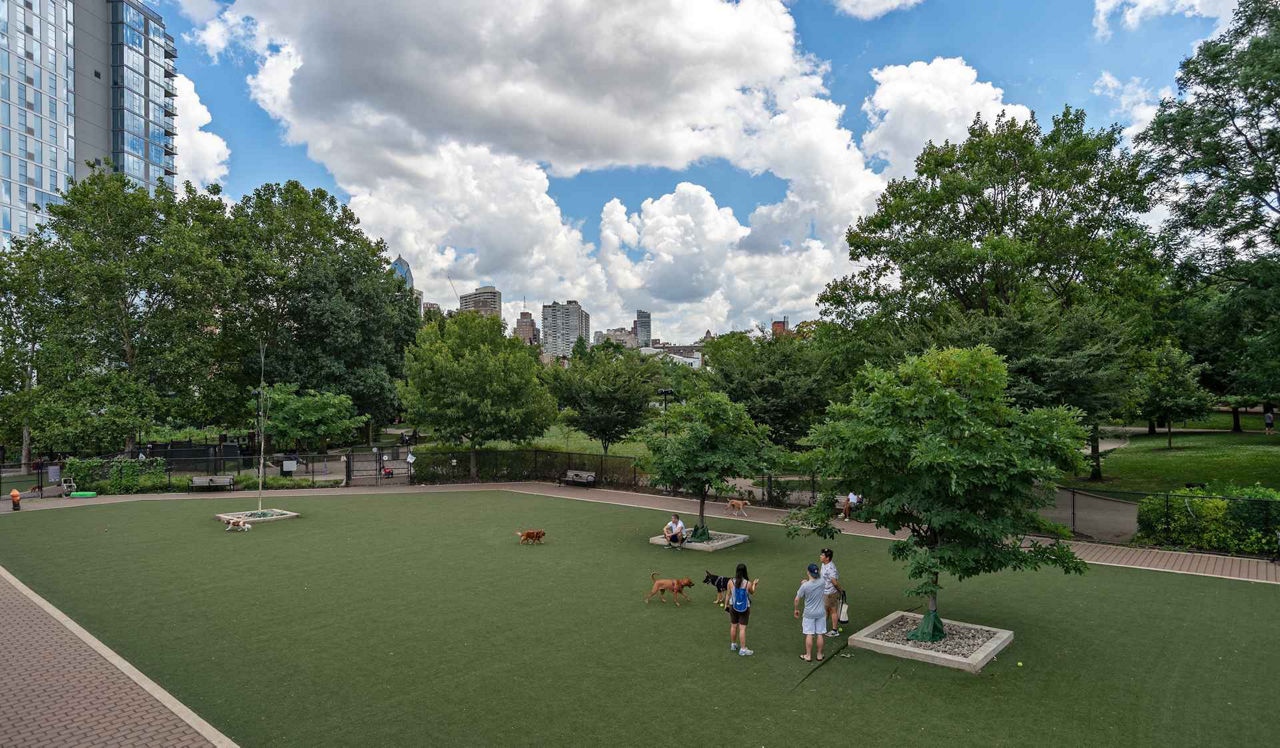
[794,563,827,662]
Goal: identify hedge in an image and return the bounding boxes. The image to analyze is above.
[1136,482,1280,555]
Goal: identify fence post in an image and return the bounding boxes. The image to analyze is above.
[599,454,604,482]
[632,465,637,487]
[1163,494,1171,537]
[1070,490,1076,534]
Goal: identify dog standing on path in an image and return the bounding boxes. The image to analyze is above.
[645,573,694,606]
[726,499,750,516]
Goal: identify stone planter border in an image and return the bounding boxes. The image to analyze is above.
[847,611,1014,673]
[648,532,748,552]
[214,509,300,524]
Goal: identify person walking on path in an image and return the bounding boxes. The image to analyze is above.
[725,563,759,656]
[1266,409,1274,436]
[795,563,827,662]
[819,548,843,637]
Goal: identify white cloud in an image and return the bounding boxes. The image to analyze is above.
[1092,0,1237,39]
[1092,71,1172,142]
[173,74,231,188]
[166,0,224,24]
[861,57,1032,179]
[829,0,926,20]
[189,1,966,340]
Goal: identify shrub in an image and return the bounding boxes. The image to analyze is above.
[1136,482,1279,555]
[65,457,167,494]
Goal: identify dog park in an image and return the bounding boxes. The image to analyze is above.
[1,486,1277,746]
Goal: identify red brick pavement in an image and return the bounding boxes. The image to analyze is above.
[0,570,222,747]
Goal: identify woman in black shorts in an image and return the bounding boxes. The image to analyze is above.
[725,563,759,656]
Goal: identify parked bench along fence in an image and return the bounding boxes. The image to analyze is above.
[559,470,597,487]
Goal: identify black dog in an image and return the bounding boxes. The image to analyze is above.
[703,571,730,606]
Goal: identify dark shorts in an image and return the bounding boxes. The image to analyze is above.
[668,534,684,544]
[727,607,750,625]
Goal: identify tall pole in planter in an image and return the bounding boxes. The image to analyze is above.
[257,341,267,513]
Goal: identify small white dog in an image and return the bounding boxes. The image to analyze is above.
[224,518,252,532]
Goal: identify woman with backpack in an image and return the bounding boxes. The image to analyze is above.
[725,562,759,656]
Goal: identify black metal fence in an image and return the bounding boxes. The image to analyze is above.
[409,449,644,486]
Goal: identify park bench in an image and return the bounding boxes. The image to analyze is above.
[559,470,597,487]
[190,475,234,491]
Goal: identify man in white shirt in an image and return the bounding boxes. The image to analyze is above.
[664,513,687,548]
[819,548,843,636]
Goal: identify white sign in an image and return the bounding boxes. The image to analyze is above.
[405,453,416,464]
[283,460,298,472]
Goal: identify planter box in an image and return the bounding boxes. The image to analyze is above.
[648,532,748,552]
[847,611,1014,673]
[215,509,300,524]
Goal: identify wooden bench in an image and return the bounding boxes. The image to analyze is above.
[190,475,234,491]
[559,470,597,487]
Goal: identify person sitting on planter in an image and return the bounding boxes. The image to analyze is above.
[664,513,687,548]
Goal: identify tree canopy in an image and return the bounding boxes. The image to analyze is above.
[806,347,1087,641]
[548,342,660,454]
[253,383,368,453]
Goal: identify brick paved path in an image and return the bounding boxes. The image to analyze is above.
[0,569,229,747]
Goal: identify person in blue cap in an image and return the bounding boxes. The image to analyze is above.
[794,563,827,662]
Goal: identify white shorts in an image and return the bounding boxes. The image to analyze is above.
[802,616,828,636]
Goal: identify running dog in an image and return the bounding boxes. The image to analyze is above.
[726,499,750,516]
[516,529,546,544]
[644,572,694,606]
[224,518,252,532]
[703,570,731,605]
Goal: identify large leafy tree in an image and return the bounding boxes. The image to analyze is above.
[11,170,230,453]
[548,342,660,454]
[0,249,40,464]
[1132,342,1215,449]
[640,391,774,535]
[217,181,420,438]
[399,312,556,477]
[806,347,1087,642]
[820,108,1160,471]
[702,331,833,451]
[252,383,368,453]
[1141,1,1280,401]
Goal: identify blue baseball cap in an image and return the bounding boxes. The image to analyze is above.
[807,563,820,576]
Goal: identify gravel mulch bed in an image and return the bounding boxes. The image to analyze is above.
[868,614,996,657]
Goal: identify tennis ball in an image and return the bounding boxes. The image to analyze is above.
[1017,662,1023,667]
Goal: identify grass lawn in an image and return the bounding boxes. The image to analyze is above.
[1064,432,1280,495]
[1113,410,1268,432]
[483,423,652,459]
[1,492,1276,746]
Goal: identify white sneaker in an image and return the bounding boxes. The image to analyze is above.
[731,643,739,651]
[738,648,754,657]
[824,630,840,638]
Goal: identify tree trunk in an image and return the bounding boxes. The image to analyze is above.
[125,434,136,456]
[1147,419,1157,436]
[698,490,707,530]
[1089,424,1102,481]
[1167,422,1173,450]
[366,421,374,447]
[1231,407,1242,432]
[21,423,31,472]
[469,447,478,480]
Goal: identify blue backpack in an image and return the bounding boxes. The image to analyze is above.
[730,581,750,612]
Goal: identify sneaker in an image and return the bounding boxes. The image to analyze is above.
[738,648,754,657]
[824,630,840,638]
[731,643,739,651]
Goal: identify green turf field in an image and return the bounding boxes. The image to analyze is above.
[0,491,1276,746]
[1065,432,1280,495]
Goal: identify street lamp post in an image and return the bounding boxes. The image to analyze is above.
[658,388,674,438]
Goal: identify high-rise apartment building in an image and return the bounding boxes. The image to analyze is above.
[541,300,589,359]
[514,311,539,345]
[632,310,651,347]
[459,285,502,318]
[0,1,177,247]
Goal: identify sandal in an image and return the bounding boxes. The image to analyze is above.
[800,655,812,662]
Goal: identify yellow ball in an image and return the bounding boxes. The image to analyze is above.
[1017,662,1023,667]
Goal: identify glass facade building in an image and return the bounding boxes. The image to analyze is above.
[0,0,175,248]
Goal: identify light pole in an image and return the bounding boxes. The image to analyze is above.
[658,388,674,438]
[255,341,268,513]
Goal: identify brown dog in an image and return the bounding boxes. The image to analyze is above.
[644,572,694,606]
[726,499,750,516]
[516,529,546,544]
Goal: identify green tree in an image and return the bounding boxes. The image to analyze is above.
[399,312,556,477]
[640,391,774,535]
[702,331,833,451]
[11,170,230,453]
[548,343,660,454]
[0,249,40,465]
[252,383,368,453]
[218,181,420,439]
[806,347,1087,641]
[1132,342,1214,449]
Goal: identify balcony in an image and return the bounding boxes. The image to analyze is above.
[162,77,176,97]
[163,37,177,59]
[162,98,176,115]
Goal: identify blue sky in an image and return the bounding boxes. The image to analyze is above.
[165,0,1228,339]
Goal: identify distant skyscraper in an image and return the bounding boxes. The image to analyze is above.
[514,311,539,345]
[459,285,502,318]
[541,300,590,358]
[633,310,651,347]
[599,327,639,348]
[390,255,414,289]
